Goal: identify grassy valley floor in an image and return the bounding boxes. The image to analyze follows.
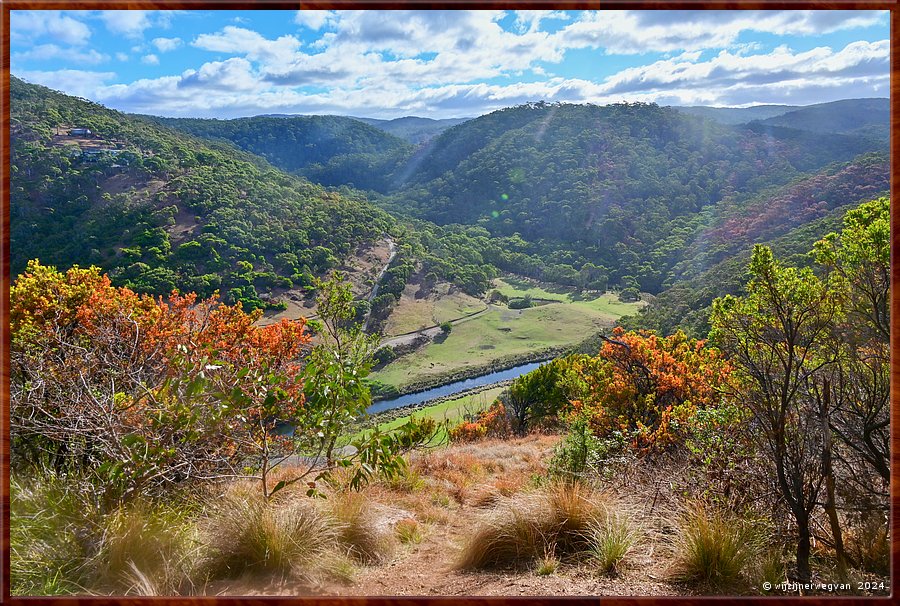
[372,277,644,392]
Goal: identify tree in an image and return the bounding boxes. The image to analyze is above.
[302,273,379,464]
[710,245,842,582]
[814,197,890,484]
[503,358,575,435]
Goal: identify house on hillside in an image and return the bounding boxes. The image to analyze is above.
[68,127,92,136]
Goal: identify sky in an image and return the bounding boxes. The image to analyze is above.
[9,9,890,119]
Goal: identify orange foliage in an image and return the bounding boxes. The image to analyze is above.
[572,327,733,452]
[449,401,511,443]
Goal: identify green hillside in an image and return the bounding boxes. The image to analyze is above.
[10,76,395,310]
[148,114,413,192]
[755,98,889,139]
[384,101,887,293]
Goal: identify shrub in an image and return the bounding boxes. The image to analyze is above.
[618,287,640,302]
[669,502,763,591]
[569,327,733,453]
[548,414,628,482]
[449,402,511,443]
[508,295,533,309]
[457,482,606,569]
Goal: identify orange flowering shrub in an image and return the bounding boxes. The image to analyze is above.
[570,327,733,452]
[449,401,511,443]
[10,260,310,499]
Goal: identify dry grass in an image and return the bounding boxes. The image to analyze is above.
[94,501,201,595]
[589,508,642,575]
[329,492,394,564]
[845,514,890,575]
[668,502,763,591]
[199,487,335,582]
[395,519,424,545]
[457,482,607,570]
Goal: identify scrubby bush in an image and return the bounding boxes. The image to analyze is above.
[449,401,511,443]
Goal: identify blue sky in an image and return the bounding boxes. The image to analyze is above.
[10,9,890,119]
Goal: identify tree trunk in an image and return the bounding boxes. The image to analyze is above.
[796,510,812,583]
[821,379,847,573]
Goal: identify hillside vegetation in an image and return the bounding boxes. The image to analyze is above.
[9,76,890,597]
[10,77,394,311]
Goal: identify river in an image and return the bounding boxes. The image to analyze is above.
[367,360,544,414]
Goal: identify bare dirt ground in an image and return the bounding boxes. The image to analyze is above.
[209,435,687,597]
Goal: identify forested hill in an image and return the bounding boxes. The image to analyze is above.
[384,101,887,293]
[623,151,890,337]
[9,76,395,310]
[148,114,413,192]
[753,98,889,139]
[672,104,796,125]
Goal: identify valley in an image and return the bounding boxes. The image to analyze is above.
[8,70,891,598]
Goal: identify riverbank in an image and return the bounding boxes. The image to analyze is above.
[371,346,565,401]
[369,380,512,425]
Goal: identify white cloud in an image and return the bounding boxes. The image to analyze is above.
[116,52,129,62]
[294,10,336,30]
[12,10,889,119]
[141,54,159,65]
[152,37,182,52]
[10,11,91,46]
[554,10,888,55]
[193,26,302,69]
[100,10,152,38]
[513,10,570,33]
[179,58,259,92]
[12,44,109,65]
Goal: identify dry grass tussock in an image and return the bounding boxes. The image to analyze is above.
[328,491,395,564]
[457,481,615,570]
[94,501,202,596]
[668,501,765,591]
[199,485,337,583]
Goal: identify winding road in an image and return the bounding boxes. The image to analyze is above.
[362,237,396,332]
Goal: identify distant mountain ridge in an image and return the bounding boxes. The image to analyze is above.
[753,98,889,139]
[673,104,798,125]
[672,98,888,133]
[352,116,471,144]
